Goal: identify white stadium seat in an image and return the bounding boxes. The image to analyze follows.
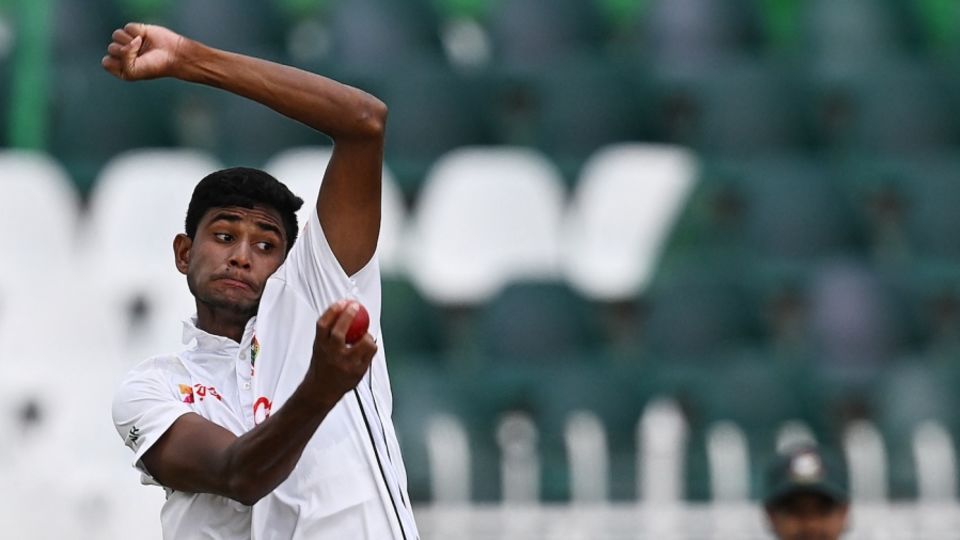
[406,147,565,304]
[264,146,408,275]
[0,150,81,284]
[562,144,697,301]
[82,150,222,362]
[83,149,223,280]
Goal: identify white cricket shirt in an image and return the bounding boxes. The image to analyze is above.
[112,209,420,540]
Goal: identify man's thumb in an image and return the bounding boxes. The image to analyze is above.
[123,35,143,60]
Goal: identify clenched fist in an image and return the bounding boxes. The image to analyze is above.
[102,23,185,81]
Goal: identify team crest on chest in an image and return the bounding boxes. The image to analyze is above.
[251,336,260,367]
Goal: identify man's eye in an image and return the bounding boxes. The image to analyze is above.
[215,233,233,242]
[256,242,274,251]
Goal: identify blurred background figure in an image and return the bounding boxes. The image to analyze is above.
[763,445,850,540]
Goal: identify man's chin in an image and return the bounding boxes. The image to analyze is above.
[200,295,259,318]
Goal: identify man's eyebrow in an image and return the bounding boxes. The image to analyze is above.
[209,212,242,225]
[209,212,283,238]
[255,220,283,238]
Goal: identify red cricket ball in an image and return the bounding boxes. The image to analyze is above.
[345,302,370,345]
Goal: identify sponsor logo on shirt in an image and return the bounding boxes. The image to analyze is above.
[179,383,223,404]
[126,426,141,450]
[253,396,272,425]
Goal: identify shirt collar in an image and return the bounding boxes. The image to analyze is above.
[182,315,257,352]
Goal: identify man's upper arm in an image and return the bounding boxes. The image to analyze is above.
[139,413,238,497]
[112,364,236,496]
[315,128,385,277]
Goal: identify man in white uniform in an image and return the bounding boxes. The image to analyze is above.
[106,22,419,539]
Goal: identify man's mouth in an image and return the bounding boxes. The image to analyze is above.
[216,276,255,291]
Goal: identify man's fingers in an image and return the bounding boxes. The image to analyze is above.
[107,42,124,58]
[123,35,143,56]
[124,22,147,37]
[112,28,133,45]
[101,55,122,75]
[330,302,359,343]
[317,300,348,332]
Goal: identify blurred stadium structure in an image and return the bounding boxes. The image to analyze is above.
[3,0,960,537]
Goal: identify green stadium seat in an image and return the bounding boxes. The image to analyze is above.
[604,0,758,66]
[177,84,327,167]
[171,0,286,59]
[471,280,605,362]
[808,62,957,154]
[377,60,491,196]
[664,156,861,261]
[326,0,443,72]
[49,64,178,193]
[843,156,960,260]
[380,276,448,357]
[487,0,604,69]
[801,0,905,70]
[641,260,761,360]
[653,59,806,156]
[483,56,650,183]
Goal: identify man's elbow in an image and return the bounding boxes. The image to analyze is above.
[355,97,388,139]
[226,476,270,507]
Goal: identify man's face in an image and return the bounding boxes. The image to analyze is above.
[766,493,849,540]
[175,205,287,318]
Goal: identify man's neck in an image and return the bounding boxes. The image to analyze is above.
[195,307,252,344]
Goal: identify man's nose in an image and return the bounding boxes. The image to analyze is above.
[228,242,252,268]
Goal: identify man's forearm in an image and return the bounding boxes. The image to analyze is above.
[217,385,341,505]
[174,38,386,140]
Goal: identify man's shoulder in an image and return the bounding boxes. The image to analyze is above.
[121,353,190,384]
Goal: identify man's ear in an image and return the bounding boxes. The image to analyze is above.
[173,234,193,275]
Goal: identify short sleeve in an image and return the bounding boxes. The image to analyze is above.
[272,207,380,315]
[112,359,194,483]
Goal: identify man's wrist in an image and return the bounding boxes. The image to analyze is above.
[291,378,343,413]
[172,37,214,84]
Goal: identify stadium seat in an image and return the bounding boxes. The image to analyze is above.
[613,0,757,67]
[845,155,960,260]
[0,151,81,285]
[82,150,222,358]
[664,155,860,261]
[653,59,806,156]
[640,262,760,359]
[376,59,492,196]
[174,84,326,168]
[405,147,566,305]
[471,280,604,362]
[562,144,698,301]
[802,0,904,71]
[487,0,604,69]
[263,146,408,275]
[379,276,447,357]
[526,57,649,180]
[171,0,285,58]
[50,63,178,193]
[326,0,443,72]
[808,62,957,154]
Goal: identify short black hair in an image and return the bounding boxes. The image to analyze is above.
[185,167,304,252]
